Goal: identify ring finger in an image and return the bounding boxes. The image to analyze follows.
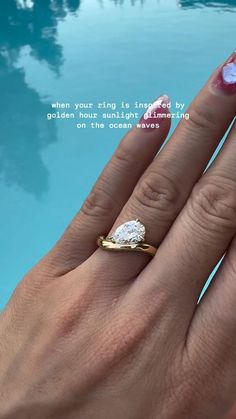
[43,96,171,275]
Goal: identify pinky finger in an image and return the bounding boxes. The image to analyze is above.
[185,236,236,415]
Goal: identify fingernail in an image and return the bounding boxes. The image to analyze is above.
[137,95,170,132]
[214,51,236,93]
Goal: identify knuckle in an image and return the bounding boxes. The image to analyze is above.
[187,103,218,134]
[81,186,116,219]
[114,141,136,168]
[189,177,236,233]
[133,171,181,219]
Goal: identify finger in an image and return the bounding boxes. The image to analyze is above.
[184,160,236,380]
[92,51,236,282]
[44,95,171,275]
[138,117,236,333]
[181,237,236,418]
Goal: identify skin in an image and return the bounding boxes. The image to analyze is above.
[1,55,236,418]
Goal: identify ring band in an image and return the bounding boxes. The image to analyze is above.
[97,236,157,257]
[97,219,157,257]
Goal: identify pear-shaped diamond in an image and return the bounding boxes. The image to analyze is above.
[111,220,145,244]
[222,62,236,85]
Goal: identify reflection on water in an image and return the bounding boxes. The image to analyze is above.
[179,0,236,10]
[0,0,235,198]
[108,0,236,8]
[109,0,145,5]
[0,54,57,197]
[0,0,81,197]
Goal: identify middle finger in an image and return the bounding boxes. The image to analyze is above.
[93,51,236,282]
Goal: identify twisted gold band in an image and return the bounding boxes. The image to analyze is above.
[97,236,157,257]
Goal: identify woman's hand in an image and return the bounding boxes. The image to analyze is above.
[1,52,236,419]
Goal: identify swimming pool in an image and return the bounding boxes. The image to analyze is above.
[0,0,235,308]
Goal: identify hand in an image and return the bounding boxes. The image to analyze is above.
[1,52,236,419]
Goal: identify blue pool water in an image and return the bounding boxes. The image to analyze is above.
[0,0,236,308]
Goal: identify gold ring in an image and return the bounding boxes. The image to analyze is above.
[97,219,157,257]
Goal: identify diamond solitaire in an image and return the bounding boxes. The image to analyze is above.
[110,220,145,245]
[97,219,157,257]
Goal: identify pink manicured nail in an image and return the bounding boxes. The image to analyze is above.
[137,95,170,131]
[215,51,236,93]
